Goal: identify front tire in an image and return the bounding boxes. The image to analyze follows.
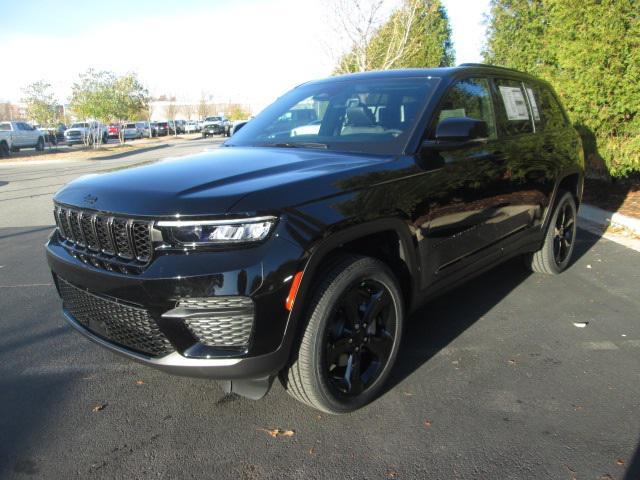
[36,137,45,151]
[0,141,9,157]
[525,191,577,274]
[282,256,404,414]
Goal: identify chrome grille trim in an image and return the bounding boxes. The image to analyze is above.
[53,204,154,274]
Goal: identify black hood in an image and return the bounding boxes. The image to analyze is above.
[54,147,397,217]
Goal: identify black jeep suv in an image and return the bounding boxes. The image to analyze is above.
[46,65,583,413]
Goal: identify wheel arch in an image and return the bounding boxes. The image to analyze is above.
[282,218,419,361]
[542,169,584,232]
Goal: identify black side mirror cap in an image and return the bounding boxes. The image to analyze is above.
[421,117,489,152]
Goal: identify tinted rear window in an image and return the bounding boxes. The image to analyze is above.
[494,79,533,136]
[539,87,568,130]
[0,123,10,131]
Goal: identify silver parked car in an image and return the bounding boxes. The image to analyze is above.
[136,121,153,138]
[122,123,142,140]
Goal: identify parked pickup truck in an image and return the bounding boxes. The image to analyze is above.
[201,116,226,137]
[64,122,109,146]
[0,121,46,157]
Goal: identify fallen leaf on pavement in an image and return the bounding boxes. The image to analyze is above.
[573,322,588,328]
[308,447,315,455]
[508,359,517,365]
[136,380,145,385]
[259,428,295,438]
[92,403,107,412]
[386,469,399,478]
[424,419,432,428]
[616,458,625,466]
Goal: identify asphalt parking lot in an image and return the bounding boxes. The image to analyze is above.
[1,142,639,479]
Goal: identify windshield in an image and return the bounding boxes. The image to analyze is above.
[71,123,89,128]
[227,76,439,155]
[205,117,221,122]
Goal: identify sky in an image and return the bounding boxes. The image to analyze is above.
[0,0,490,113]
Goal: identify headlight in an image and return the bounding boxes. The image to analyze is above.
[157,216,276,246]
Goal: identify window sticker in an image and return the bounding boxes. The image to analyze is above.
[439,108,466,122]
[526,88,541,121]
[499,86,529,121]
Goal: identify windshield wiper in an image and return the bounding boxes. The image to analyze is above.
[262,142,328,150]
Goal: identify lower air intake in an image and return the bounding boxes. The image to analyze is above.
[57,277,174,357]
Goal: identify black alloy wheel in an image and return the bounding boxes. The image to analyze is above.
[553,200,575,266]
[526,190,578,274]
[283,255,404,414]
[323,279,396,397]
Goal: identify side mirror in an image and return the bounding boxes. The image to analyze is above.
[421,117,489,152]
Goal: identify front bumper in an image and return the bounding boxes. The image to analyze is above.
[46,227,306,380]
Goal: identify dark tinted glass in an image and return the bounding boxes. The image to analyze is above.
[539,86,568,130]
[434,77,497,139]
[494,79,533,136]
[228,77,440,155]
[523,83,542,129]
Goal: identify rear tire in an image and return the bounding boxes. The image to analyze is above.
[525,191,577,274]
[281,255,404,414]
[35,137,45,151]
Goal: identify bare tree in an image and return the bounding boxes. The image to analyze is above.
[0,102,18,121]
[181,104,195,120]
[198,94,208,120]
[373,0,421,70]
[328,0,388,73]
[165,101,178,136]
[328,0,424,74]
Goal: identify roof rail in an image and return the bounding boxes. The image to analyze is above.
[458,63,527,74]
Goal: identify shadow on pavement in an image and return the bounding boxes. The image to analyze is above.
[624,443,640,480]
[90,143,169,161]
[0,373,76,478]
[385,227,603,393]
[0,225,54,240]
[625,439,640,480]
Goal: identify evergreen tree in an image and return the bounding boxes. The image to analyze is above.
[335,0,455,74]
[483,0,640,177]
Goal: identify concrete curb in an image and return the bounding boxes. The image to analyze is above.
[579,203,640,235]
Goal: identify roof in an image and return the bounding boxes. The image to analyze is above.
[306,63,536,85]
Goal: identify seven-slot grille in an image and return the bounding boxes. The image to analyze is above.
[57,277,174,357]
[54,205,153,272]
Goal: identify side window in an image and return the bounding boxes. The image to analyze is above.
[524,83,542,129]
[539,87,568,131]
[435,77,497,139]
[494,79,533,136]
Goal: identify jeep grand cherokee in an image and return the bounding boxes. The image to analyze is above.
[46,64,583,413]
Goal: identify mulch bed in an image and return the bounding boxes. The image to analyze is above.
[583,178,640,219]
